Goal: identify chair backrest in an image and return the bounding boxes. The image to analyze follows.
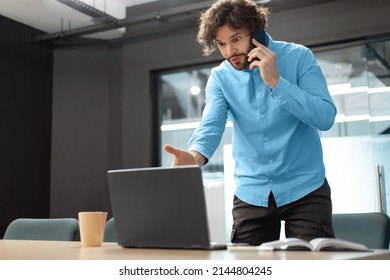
[103,217,117,242]
[332,212,390,249]
[3,218,79,241]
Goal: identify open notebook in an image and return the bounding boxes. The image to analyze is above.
[107,165,226,250]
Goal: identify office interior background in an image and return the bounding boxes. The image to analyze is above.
[0,0,390,241]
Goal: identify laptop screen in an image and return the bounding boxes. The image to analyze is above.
[107,165,222,249]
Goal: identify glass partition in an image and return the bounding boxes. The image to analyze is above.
[367,37,390,214]
[314,43,377,214]
[160,65,232,174]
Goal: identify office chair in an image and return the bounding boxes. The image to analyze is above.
[332,212,390,249]
[103,217,117,242]
[3,218,79,241]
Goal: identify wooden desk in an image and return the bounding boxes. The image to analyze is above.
[0,240,389,260]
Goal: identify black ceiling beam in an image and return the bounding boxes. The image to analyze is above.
[31,1,214,45]
[57,0,120,25]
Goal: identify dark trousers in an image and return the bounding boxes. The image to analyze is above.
[231,179,335,245]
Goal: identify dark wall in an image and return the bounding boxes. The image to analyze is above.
[50,47,112,218]
[0,16,53,237]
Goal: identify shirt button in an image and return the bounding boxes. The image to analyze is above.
[269,160,273,163]
[261,115,265,119]
[264,138,269,141]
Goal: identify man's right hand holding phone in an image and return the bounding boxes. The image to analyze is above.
[247,38,280,90]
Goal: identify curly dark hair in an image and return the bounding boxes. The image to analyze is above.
[197,0,270,56]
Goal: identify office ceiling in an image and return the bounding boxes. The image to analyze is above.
[0,0,388,84]
[0,0,338,45]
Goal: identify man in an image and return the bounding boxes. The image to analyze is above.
[164,0,337,245]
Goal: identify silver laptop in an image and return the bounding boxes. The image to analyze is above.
[107,165,227,250]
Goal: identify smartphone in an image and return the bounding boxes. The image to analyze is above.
[249,29,267,64]
[251,29,267,48]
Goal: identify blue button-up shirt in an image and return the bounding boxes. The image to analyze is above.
[188,34,337,207]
